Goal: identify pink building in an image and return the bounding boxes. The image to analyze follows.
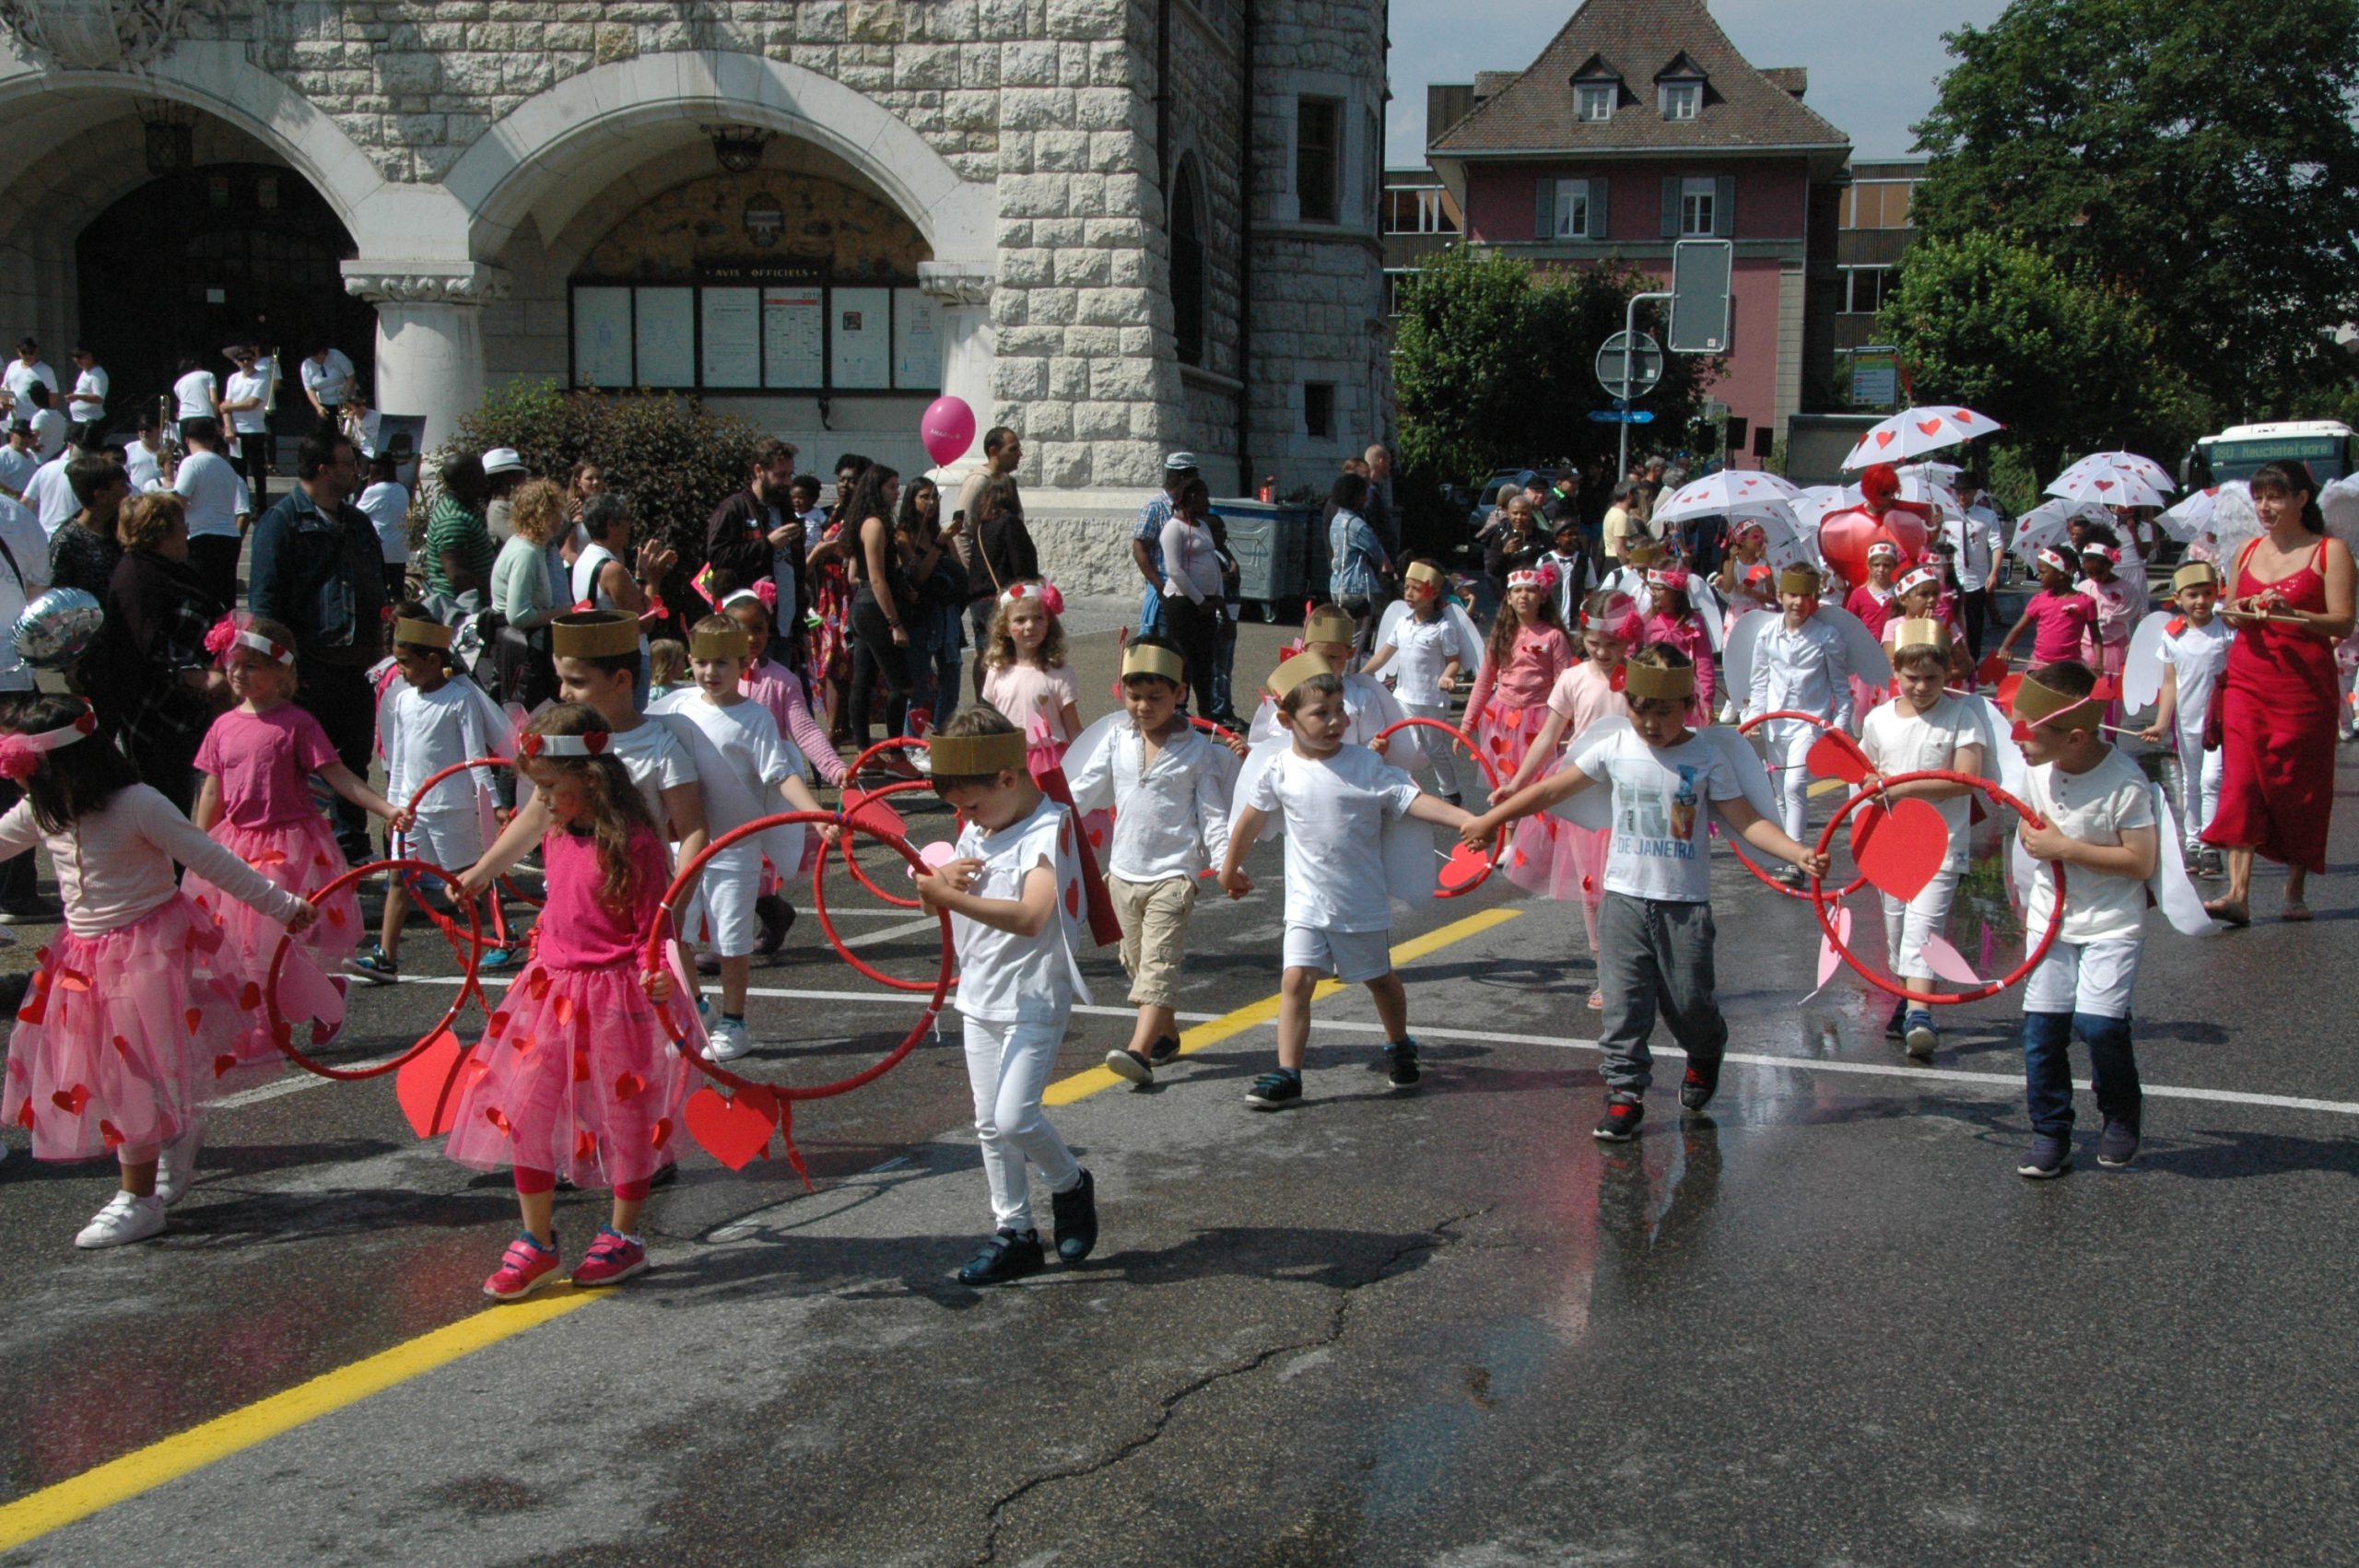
[1425,0,1850,460]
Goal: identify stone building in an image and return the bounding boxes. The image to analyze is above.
[0,0,1391,588]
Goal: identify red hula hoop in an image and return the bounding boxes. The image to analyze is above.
[812,805,953,994]
[264,859,487,1080]
[1732,710,1872,901]
[400,755,544,927]
[1809,768,2064,1007]
[646,808,954,1101]
[1189,715,1241,743]
[1371,716,1504,899]
[839,738,934,909]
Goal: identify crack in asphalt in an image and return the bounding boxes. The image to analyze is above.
[971,1206,1495,1565]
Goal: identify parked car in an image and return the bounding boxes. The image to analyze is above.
[1461,466,1544,537]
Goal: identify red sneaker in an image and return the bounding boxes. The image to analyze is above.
[483,1233,561,1300]
[571,1226,648,1287]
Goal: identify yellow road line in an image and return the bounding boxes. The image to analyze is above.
[1808,778,1847,798]
[1043,907,1522,1106]
[0,1289,598,1550]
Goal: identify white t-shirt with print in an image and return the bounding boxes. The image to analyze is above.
[1860,694,1978,867]
[951,794,1086,1024]
[1575,727,1743,904]
[1383,610,1473,708]
[1244,743,1421,932]
[2022,746,2154,945]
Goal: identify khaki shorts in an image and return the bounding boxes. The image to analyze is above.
[1106,872,1198,1007]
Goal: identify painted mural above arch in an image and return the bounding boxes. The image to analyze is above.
[580,171,928,285]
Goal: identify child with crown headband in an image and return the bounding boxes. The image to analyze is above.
[0,696,320,1247]
[2136,562,2233,879]
[1641,568,1717,720]
[446,703,698,1299]
[2007,661,2158,1179]
[1249,601,1410,753]
[1464,564,1577,786]
[1742,564,1857,881]
[184,613,409,1060]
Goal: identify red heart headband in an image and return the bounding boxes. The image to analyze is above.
[516,731,611,758]
[1507,566,1557,591]
[1000,580,1065,616]
[0,703,96,780]
[1580,592,1642,641]
[1646,568,1691,592]
[1895,567,1940,598]
[2036,547,2075,576]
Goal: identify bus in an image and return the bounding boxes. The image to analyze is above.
[2184,421,2359,488]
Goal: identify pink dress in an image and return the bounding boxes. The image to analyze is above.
[443,825,699,1188]
[1508,663,1625,948]
[982,661,1081,778]
[182,705,363,1050]
[1642,611,1717,717]
[0,785,307,1159]
[2077,575,2138,679]
[1466,623,1577,785]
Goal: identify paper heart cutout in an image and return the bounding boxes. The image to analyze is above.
[278,948,346,1032]
[1806,730,1872,784]
[686,1083,776,1171]
[1976,652,2010,687]
[1063,879,1081,917]
[110,1034,130,1058]
[1919,931,1984,987]
[1995,673,2025,708]
[484,1106,511,1134]
[394,1030,468,1139]
[213,1053,237,1078]
[1849,798,1950,901]
[183,1007,201,1031]
[651,1116,674,1150]
[1817,904,1852,989]
[614,1070,646,1102]
[845,794,907,841]
[576,1129,598,1163]
[1439,841,1490,892]
[51,1083,88,1115]
[99,1118,123,1149]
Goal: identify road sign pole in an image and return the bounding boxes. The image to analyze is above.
[1618,289,1672,480]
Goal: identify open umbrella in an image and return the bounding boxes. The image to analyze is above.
[2052,451,2176,497]
[2009,497,2110,566]
[1652,470,1802,527]
[1840,405,2003,471]
[2158,482,2245,544]
[2045,456,2171,511]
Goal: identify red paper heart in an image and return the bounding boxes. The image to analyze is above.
[1849,798,1950,901]
[527,970,550,1000]
[1440,841,1490,891]
[1976,652,2010,686]
[1805,730,1872,784]
[614,1070,646,1102]
[576,1129,598,1162]
[845,795,907,841]
[486,1012,509,1039]
[1815,505,1928,590]
[553,995,575,1026]
[213,1053,238,1078]
[99,1118,123,1150]
[13,1100,28,1129]
[183,1007,202,1031]
[1063,879,1080,917]
[651,1117,674,1150]
[50,1084,87,1115]
[484,1106,511,1134]
[394,1030,468,1139]
[111,1034,131,1058]
[573,1048,590,1083]
[1995,673,2025,708]
[686,1084,776,1170]
[239,982,261,1011]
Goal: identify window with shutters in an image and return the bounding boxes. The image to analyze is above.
[1170,158,1206,366]
[1680,175,1716,236]
[1554,180,1589,240]
[1576,83,1614,122]
[1296,98,1341,224]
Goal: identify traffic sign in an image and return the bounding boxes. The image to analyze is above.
[1594,331,1663,400]
[1587,409,1656,425]
[1667,239,1732,354]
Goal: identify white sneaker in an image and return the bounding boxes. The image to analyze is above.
[157,1119,206,1207]
[704,1016,752,1063]
[75,1191,166,1249]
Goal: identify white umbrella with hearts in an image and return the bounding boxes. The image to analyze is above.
[2009,497,2112,566]
[1652,470,1802,527]
[2052,451,2177,496]
[1840,405,2003,470]
[2158,481,2247,543]
[2045,456,2172,511]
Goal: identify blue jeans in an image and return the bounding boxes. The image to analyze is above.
[1137,582,1165,637]
[2021,1011,2142,1137]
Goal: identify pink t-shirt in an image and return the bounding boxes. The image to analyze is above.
[534,824,672,970]
[2025,589,2100,663]
[1642,612,1717,710]
[195,704,341,829]
[1545,661,1627,736]
[741,659,843,785]
[2077,575,2138,648]
[982,661,1081,745]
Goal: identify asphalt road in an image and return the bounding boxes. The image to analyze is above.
[5,612,2359,1564]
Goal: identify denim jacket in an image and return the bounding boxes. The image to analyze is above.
[249,486,385,662]
[1328,507,1382,602]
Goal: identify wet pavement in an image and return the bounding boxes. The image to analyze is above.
[6,616,2359,1563]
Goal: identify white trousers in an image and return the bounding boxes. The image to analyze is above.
[1763,719,1817,842]
[2024,936,2142,1021]
[1879,861,1963,985]
[1401,698,1463,798]
[962,1014,1080,1231]
[2170,728,2221,849]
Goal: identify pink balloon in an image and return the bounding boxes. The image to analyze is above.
[921,396,977,468]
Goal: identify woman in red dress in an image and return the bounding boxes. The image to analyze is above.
[2202,462,2356,924]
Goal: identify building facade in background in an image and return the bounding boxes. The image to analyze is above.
[1832,156,1924,413]
[0,0,1391,587]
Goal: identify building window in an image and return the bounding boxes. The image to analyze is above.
[1297,98,1341,224]
[1680,175,1716,236]
[1839,265,1893,315]
[1170,158,1206,367]
[1384,184,1458,235]
[1304,380,1335,439]
[1576,82,1615,122]
[1842,180,1919,230]
[1554,179,1590,240]
[567,274,940,395]
[1660,80,1700,121]
[1383,269,1417,317]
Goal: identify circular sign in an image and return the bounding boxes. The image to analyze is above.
[1594,331,1663,400]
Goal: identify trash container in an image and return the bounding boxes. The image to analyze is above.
[1214,499,1320,621]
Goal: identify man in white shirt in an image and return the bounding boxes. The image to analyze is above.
[1,339,56,427]
[220,344,276,509]
[122,410,166,493]
[171,357,218,439]
[21,383,65,462]
[0,422,38,500]
[174,417,246,608]
[1949,483,2009,657]
[65,344,106,439]
[19,448,77,537]
[299,342,356,418]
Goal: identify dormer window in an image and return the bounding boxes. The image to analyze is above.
[1660,79,1700,121]
[1576,82,1614,122]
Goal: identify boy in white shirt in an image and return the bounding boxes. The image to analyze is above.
[1360,559,1473,803]
[1247,603,1404,750]
[653,615,828,1062]
[2011,661,2158,1178]
[1219,657,1473,1106]
[0,423,37,500]
[2137,562,2233,878]
[1859,618,1986,1059]
[1743,564,1856,866]
[356,451,412,603]
[1069,637,1233,1085]
[1465,646,1827,1141]
[916,707,1099,1286]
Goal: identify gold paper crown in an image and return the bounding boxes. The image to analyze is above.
[1121,642,1187,685]
[2173,561,2222,593]
[550,611,640,659]
[928,729,1029,778]
[1303,607,1357,647]
[690,623,751,661]
[1622,661,1696,704]
[2011,672,2104,731]
[1266,651,1336,700]
[1623,538,1664,567]
[1778,565,1824,595]
[392,615,452,649]
[1889,617,1944,655]
[1403,561,1445,591]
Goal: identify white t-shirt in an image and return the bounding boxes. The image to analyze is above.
[1859,695,1978,867]
[21,456,76,535]
[0,445,37,498]
[950,793,1086,1024]
[382,681,499,813]
[0,493,52,692]
[28,408,65,461]
[122,439,163,494]
[1244,744,1421,932]
[222,369,272,435]
[358,481,411,564]
[602,715,698,837]
[172,369,218,421]
[300,349,355,409]
[2022,747,2154,945]
[651,692,800,871]
[173,448,244,539]
[1383,609,1473,708]
[2159,616,2232,740]
[66,364,107,424]
[3,359,56,416]
[1575,727,1743,904]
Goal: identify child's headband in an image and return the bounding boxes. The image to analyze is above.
[1266,650,1336,699]
[2011,673,2105,732]
[517,728,613,758]
[205,613,293,667]
[1303,606,1357,646]
[0,702,96,780]
[2173,561,2222,593]
[1507,565,1558,591]
[1778,565,1823,595]
[1402,561,1445,593]
[1581,592,1642,639]
[1895,567,1940,599]
[690,623,751,661]
[999,580,1065,615]
[1622,661,1696,704]
[929,730,1028,777]
[1121,643,1187,685]
[2036,546,2076,577]
[1866,541,1901,562]
[393,615,452,649]
[1888,616,1945,656]
[1647,568,1691,592]
[550,610,640,658]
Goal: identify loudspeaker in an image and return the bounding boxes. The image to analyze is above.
[1723,415,1748,451]
[1752,425,1776,459]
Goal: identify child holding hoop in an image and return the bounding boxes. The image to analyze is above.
[1743,565,1857,878]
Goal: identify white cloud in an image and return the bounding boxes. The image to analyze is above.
[1389,0,2011,166]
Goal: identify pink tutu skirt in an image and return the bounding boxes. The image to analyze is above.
[1474,704,1552,789]
[184,813,359,1061]
[2,895,266,1160]
[1507,817,1611,948]
[442,957,697,1189]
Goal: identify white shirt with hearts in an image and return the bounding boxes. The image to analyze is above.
[950,793,1090,1023]
[1860,694,1976,868]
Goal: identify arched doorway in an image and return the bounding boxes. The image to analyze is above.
[75,162,376,433]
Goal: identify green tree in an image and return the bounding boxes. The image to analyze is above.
[1878,231,2204,479]
[1911,0,2359,419]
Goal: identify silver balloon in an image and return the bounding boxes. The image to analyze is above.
[14,588,103,671]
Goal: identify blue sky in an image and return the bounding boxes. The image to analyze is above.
[1387,0,2013,166]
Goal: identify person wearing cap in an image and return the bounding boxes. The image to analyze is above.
[219,345,275,511]
[2008,659,2160,1177]
[422,451,497,610]
[2137,562,2233,879]
[480,447,528,543]
[1844,539,1904,639]
[1860,615,1987,1059]
[18,381,65,463]
[1132,451,1196,638]
[1743,563,1857,858]
[0,418,38,502]
[1992,544,2099,673]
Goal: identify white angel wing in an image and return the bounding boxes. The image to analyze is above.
[1724,609,1775,709]
[1543,717,1631,830]
[1965,696,2026,798]
[1383,812,1439,904]
[1228,740,1289,843]
[2319,475,2359,553]
[1348,674,1409,748]
[1687,578,1728,654]
[1697,726,1781,824]
[1447,603,1485,671]
[1061,709,1129,815]
[1815,603,1893,685]
[2121,612,2175,714]
[2206,482,2264,563]
[2146,782,2218,936]
[1248,697,1283,748]
[1375,599,1413,653]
